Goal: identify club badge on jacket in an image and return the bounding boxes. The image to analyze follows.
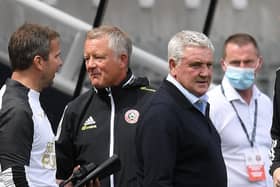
[124,109,139,124]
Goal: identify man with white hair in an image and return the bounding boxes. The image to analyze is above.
[135,30,227,187]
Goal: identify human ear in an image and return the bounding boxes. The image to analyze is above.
[169,59,177,76]
[119,54,128,68]
[220,58,227,72]
[255,56,263,73]
[33,55,44,71]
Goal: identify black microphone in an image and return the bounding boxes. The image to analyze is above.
[74,154,121,187]
[59,162,97,187]
[72,162,97,181]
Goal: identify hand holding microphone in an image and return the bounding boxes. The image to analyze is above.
[74,154,121,187]
[59,162,97,187]
[59,154,121,187]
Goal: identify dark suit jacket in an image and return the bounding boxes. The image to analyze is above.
[270,69,280,175]
[136,80,227,187]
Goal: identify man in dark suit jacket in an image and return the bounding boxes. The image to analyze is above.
[270,69,280,187]
[135,30,227,187]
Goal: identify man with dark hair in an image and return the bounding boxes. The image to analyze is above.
[208,33,273,187]
[0,23,62,186]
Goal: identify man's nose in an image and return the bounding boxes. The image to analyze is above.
[200,65,211,76]
[86,58,97,67]
[239,61,246,68]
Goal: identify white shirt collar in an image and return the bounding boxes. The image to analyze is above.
[166,74,208,105]
[29,89,40,100]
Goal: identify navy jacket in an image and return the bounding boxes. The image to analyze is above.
[136,80,227,187]
[271,69,280,175]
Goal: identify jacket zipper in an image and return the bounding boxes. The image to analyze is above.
[108,89,115,187]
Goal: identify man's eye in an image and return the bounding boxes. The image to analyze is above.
[189,63,202,68]
[244,60,254,64]
[229,61,241,65]
[207,63,213,68]
[94,55,105,59]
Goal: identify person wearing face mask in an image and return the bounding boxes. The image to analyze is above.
[207,33,273,187]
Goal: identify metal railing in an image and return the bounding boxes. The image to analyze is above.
[0,0,168,95]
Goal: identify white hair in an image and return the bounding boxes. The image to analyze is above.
[168,30,214,63]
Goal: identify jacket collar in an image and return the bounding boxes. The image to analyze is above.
[93,68,137,94]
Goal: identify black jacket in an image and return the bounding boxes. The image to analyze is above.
[270,69,280,175]
[55,71,155,187]
[136,80,227,187]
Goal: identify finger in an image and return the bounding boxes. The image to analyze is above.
[73,165,81,172]
[95,178,100,186]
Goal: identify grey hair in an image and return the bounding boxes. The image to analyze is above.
[86,25,132,64]
[168,30,214,63]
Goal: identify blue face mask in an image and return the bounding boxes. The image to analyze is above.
[225,66,255,90]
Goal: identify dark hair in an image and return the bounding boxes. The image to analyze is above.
[8,23,60,71]
[223,33,259,58]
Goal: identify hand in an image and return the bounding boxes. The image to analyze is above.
[73,166,100,187]
[57,166,101,187]
[56,178,100,187]
[84,178,100,187]
[56,165,82,187]
[273,168,280,187]
[56,179,73,187]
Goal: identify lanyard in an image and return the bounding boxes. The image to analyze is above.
[221,85,258,147]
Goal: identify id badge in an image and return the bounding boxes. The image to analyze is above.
[244,149,266,182]
[41,141,56,169]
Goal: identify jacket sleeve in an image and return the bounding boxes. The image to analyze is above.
[270,69,280,175]
[0,107,33,186]
[55,105,75,180]
[136,105,177,187]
